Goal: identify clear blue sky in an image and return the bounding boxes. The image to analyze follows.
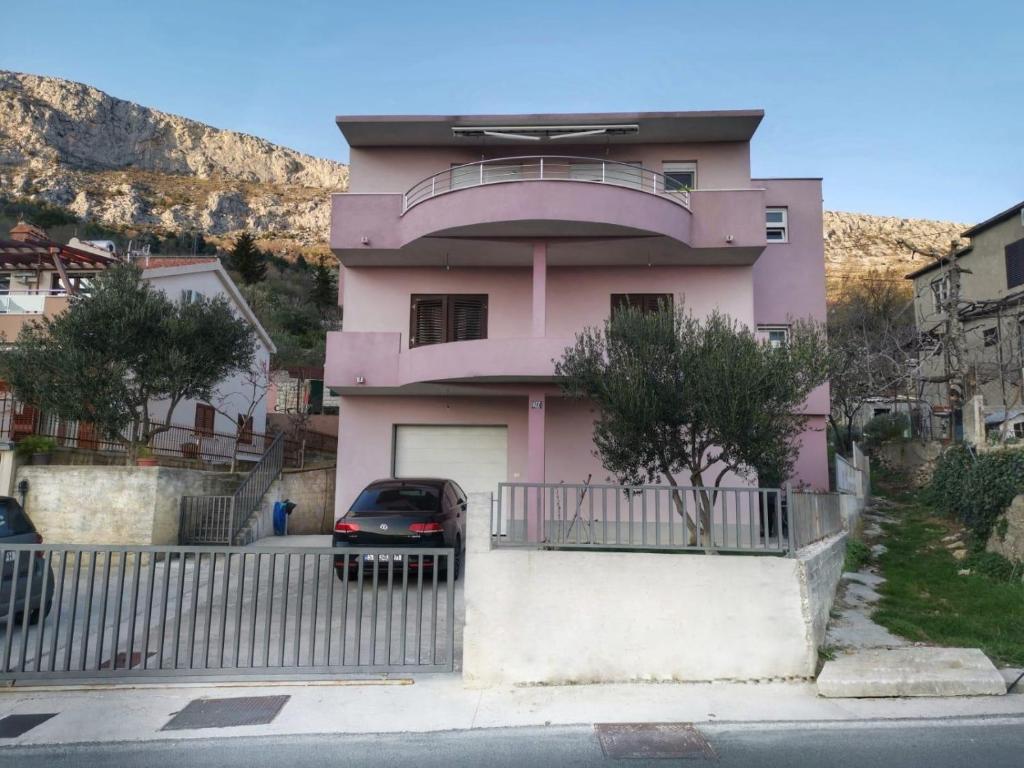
[3,0,1022,222]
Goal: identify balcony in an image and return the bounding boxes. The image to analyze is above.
[325,332,572,393]
[403,156,691,212]
[331,157,767,267]
[0,292,69,340]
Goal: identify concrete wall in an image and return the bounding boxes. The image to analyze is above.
[987,494,1024,563]
[462,493,846,687]
[16,465,240,545]
[260,465,337,535]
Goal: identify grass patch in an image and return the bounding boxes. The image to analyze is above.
[873,502,1024,666]
[844,539,872,572]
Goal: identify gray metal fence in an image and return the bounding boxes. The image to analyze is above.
[494,482,790,553]
[0,544,455,681]
[790,492,844,549]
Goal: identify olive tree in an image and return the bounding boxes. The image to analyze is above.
[555,302,829,542]
[1,264,256,461]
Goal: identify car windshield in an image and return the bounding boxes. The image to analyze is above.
[350,485,440,514]
[0,500,35,537]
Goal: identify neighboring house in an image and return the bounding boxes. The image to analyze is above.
[0,223,276,450]
[325,110,829,509]
[848,396,931,439]
[907,200,1024,439]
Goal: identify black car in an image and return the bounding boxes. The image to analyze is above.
[0,497,54,625]
[333,478,466,581]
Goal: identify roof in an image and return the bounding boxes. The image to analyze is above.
[336,110,765,147]
[961,200,1024,238]
[0,238,120,271]
[140,258,277,353]
[904,246,973,280]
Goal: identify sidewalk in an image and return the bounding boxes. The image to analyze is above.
[1,674,1022,747]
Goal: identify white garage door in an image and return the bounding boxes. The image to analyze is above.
[394,425,508,498]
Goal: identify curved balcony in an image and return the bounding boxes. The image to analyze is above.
[402,156,691,213]
[325,332,571,392]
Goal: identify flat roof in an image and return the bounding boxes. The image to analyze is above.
[961,200,1024,238]
[336,110,764,147]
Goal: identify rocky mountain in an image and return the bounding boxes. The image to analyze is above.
[0,70,347,249]
[0,71,967,283]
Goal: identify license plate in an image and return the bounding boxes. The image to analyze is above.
[4,552,14,563]
[364,554,402,562]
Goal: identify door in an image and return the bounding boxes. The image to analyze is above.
[393,425,508,506]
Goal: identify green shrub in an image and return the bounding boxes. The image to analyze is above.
[966,551,1022,583]
[927,445,1024,543]
[863,413,909,447]
[844,538,872,572]
[14,435,57,457]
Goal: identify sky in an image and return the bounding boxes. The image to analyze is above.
[3,0,1022,223]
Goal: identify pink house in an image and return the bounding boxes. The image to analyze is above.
[326,111,829,513]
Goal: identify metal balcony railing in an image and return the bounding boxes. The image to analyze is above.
[402,156,692,213]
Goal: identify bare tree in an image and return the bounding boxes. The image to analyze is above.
[211,360,271,472]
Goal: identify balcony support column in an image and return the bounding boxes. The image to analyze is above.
[526,391,546,539]
[532,242,546,338]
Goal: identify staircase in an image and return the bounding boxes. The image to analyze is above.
[178,432,286,545]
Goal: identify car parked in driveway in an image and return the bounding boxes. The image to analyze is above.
[333,478,466,581]
[0,497,54,625]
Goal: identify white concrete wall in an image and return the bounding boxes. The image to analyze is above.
[463,493,846,687]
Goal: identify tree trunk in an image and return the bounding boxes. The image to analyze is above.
[660,469,701,546]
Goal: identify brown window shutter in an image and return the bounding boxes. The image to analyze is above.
[238,414,254,443]
[611,293,672,318]
[195,403,215,436]
[410,295,446,348]
[448,295,488,342]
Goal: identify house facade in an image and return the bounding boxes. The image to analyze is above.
[907,201,1024,440]
[325,111,829,511]
[0,224,275,452]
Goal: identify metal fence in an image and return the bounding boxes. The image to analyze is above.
[790,492,844,549]
[493,482,791,553]
[178,432,287,546]
[0,395,334,469]
[493,482,848,555]
[0,544,456,681]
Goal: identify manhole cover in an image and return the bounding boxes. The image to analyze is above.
[0,713,58,739]
[161,695,290,731]
[595,723,717,760]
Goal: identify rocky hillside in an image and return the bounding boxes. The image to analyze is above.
[0,71,967,282]
[0,70,347,249]
[823,211,966,296]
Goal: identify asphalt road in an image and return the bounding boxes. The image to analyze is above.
[1,718,1022,767]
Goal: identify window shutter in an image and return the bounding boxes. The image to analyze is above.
[611,294,672,318]
[410,296,445,348]
[1006,239,1024,290]
[449,295,488,342]
[195,403,215,436]
[237,414,254,444]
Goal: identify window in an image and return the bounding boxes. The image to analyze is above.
[610,294,673,318]
[766,208,788,243]
[662,162,697,191]
[873,407,891,417]
[409,294,488,348]
[194,403,216,436]
[181,289,203,304]
[931,276,951,312]
[237,414,254,444]
[0,275,9,295]
[50,272,95,294]
[758,324,790,348]
[1014,422,1024,440]
[1006,238,1024,289]
[350,484,441,514]
[983,327,999,347]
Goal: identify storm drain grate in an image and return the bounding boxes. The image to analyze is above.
[595,723,718,760]
[161,695,290,731]
[0,714,58,739]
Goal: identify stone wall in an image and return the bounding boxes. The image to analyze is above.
[462,493,846,687]
[987,494,1024,563]
[16,465,240,545]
